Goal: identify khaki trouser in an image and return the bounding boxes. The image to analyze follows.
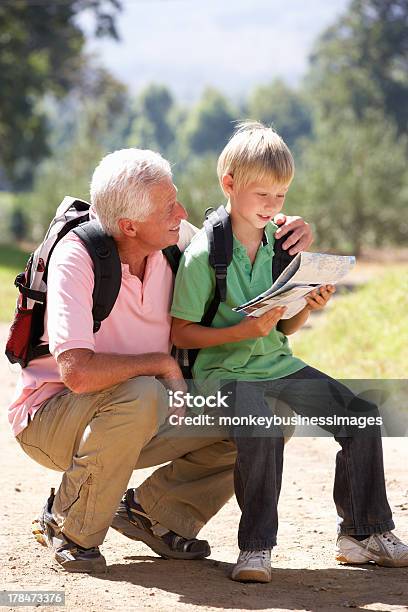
[16,377,236,549]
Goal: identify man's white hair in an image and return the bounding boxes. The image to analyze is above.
[90,148,172,236]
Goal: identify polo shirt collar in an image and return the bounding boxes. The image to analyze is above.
[233,222,277,256]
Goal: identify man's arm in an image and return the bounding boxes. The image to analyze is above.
[274,214,313,255]
[47,238,185,396]
[57,349,184,394]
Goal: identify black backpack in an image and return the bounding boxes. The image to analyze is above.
[174,205,295,377]
[5,196,180,368]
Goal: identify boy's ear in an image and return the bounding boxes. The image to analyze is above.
[222,173,234,195]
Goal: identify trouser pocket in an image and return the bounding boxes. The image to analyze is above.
[58,466,102,537]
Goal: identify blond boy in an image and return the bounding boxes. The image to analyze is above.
[170,122,408,582]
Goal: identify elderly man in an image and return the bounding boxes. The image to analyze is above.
[9,148,312,573]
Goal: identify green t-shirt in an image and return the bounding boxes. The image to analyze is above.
[171,219,306,393]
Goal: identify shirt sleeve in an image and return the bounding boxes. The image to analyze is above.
[170,247,215,323]
[46,236,96,358]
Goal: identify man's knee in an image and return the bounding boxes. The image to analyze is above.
[193,438,237,468]
[104,376,169,431]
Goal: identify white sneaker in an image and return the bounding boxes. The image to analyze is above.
[336,532,408,567]
[231,549,272,582]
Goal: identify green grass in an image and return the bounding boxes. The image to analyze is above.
[0,243,30,322]
[290,267,408,378]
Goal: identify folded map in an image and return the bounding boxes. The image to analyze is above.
[233,252,356,319]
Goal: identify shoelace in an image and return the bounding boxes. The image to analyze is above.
[379,532,407,554]
[239,550,270,563]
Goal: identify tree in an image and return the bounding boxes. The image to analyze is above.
[286,110,408,255]
[0,0,122,189]
[128,85,176,153]
[308,0,408,134]
[9,208,27,241]
[175,155,223,228]
[246,79,312,149]
[182,88,237,156]
[28,68,132,233]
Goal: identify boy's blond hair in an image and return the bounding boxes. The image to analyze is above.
[217,121,294,194]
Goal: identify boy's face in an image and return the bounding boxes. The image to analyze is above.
[223,174,291,230]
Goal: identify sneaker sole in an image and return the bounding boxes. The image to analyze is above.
[231,569,271,583]
[336,552,408,568]
[32,518,107,573]
[54,551,107,573]
[111,514,210,560]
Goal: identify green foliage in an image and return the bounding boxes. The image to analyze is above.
[27,140,100,234]
[0,0,122,189]
[28,68,132,233]
[181,88,237,156]
[308,0,408,134]
[0,243,30,322]
[0,192,30,242]
[175,155,223,228]
[128,85,175,153]
[3,0,408,258]
[0,192,14,240]
[286,111,408,254]
[9,208,27,241]
[246,79,312,149]
[291,267,408,378]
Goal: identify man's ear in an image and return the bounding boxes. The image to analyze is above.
[221,173,234,195]
[118,218,138,237]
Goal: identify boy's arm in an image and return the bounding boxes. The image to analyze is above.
[277,307,310,336]
[277,285,336,335]
[171,237,285,349]
[171,307,286,349]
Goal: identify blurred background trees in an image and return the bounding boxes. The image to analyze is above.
[0,0,122,190]
[1,0,407,254]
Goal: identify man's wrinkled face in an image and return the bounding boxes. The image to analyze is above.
[136,179,188,249]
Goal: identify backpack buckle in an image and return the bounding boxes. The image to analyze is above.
[213,263,227,280]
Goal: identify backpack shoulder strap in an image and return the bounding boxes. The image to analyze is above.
[162,244,182,275]
[177,206,233,373]
[272,230,296,282]
[73,220,122,333]
[204,205,233,305]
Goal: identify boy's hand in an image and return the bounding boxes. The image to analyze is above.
[274,214,313,255]
[305,285,336,311]
[236,306,287,339]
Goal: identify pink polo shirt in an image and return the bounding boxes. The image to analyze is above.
[8,233,174,436]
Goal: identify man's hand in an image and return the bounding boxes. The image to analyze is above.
[305,285,336,311]
[274,214,313,255]
[235,306,287,340]
[158,355,187,417]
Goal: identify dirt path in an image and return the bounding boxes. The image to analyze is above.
[1,323,408,612]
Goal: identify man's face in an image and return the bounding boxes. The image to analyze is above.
[230,178,291,230]
[136,178,188,250]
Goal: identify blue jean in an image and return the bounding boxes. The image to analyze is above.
[222,366,394,551]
